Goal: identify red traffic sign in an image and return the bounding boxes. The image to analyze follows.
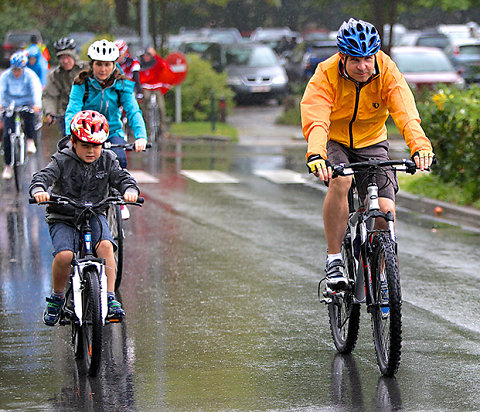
[165,52,188,85]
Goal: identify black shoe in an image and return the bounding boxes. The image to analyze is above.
[325,259,348,291]
[43,296,65,326]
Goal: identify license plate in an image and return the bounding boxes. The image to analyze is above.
[250,86,271,93]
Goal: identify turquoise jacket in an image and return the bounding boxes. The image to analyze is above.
[65,74,147,140]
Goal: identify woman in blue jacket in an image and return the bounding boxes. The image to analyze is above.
[65,39,147,169]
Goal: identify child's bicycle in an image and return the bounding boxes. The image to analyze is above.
[30,194,144,377]
[319,158,419,377]
[2,103,34,192]
[103,141,151,289]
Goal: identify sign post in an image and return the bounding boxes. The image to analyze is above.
[165,52,188,123]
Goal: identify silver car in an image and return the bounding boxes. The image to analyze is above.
[224,43,289,103]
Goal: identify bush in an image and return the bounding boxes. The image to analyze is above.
[417,86,480,203]
[164,53,235,122]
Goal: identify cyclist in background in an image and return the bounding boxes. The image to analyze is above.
[301,18,434,292]
[0,51,42,179]
[43,37,89,135]
[65,39,147,170]
[114,39,143,100]
[139,47,174,137]
[29,110,139,326]
[25,43,48,87]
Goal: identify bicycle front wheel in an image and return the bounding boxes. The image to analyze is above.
[108,204,124,290]
[328,233,360,353]
[81,269,103,377]
[370,233,402,377]
[13,137,25,192]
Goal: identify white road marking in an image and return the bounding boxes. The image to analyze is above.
[129,170,159,183]
[180,170,239,183]
[254,169,308,184]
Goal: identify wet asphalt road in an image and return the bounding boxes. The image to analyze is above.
[1,105,480,411]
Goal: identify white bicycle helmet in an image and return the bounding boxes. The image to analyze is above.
[87,39,119,62]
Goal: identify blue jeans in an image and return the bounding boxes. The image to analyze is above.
[107,134,127,168]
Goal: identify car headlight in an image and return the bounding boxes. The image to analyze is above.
[227,76,242,86]
[272,73,288,85]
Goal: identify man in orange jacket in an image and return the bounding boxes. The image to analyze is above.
[301,18,434,291]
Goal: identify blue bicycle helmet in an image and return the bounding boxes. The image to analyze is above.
[10,51,28,68]
[337,18,381,57]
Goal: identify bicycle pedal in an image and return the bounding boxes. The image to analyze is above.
[106,317,122,324]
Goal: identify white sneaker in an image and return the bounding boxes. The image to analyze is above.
[2,166,13,180]
[120,205,130,220]
[26,139,36,154]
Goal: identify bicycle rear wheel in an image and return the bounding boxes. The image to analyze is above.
[80,268,103,377]
[370,233,402,377]
[13,137,25,192]
[108,204,124,290]
[328,233,360,353]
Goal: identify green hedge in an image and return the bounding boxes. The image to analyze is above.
[164,53,235,122]
[417,86,480,203]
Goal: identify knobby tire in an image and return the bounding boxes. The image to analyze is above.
[81,269,103,376]
[328,232,361,353]
[370,233,402,377]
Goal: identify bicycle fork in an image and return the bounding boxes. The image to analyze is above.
[71,258,108,325]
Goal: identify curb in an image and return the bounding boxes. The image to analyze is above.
[303,177,480,233]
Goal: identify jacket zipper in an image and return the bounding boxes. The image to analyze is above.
[349,84,361,148]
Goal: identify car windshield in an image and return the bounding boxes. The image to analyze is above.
[394,51,454,72]
[459,45,480,55]
[7,33,35,44]
[416,37,450,49]
[226,45,278,67]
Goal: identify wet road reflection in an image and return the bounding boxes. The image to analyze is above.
[1,110,480,410]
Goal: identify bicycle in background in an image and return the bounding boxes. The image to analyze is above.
[320,158,420,377]
[30,194,143,376]
[104,141,151,289]
[2,103,34,191]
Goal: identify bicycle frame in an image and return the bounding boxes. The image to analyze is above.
[4,104,30,168]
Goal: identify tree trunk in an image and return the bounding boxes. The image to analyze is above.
[115,0,130,27]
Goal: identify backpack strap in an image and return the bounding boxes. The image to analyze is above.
[82,80,89,105]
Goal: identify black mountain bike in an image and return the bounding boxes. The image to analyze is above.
[104,141,150,289]
[320,158,418,377]
[31,195,143,376]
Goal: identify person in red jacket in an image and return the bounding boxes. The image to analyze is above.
[139,48,175,137]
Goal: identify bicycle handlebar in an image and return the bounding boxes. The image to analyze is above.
[1,104,34,117]
[332,158,419,178]
[29,194,144,207]
[103,142,152,151]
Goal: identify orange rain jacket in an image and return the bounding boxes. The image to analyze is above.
[301,50,432,160]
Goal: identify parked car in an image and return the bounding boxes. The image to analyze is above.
[301,40,338,79]
[224,42,289,102]
[178,27,243,43]
[390,46,465,90]
[2,29,43,67]
[397,30,451,51]
[250,27,299,54]
[180,39,288,102]
[444,38,480,84]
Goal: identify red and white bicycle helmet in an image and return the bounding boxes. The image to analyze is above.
[70,110,109,144]
[114,39,128,55]
[87,39,119,62]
